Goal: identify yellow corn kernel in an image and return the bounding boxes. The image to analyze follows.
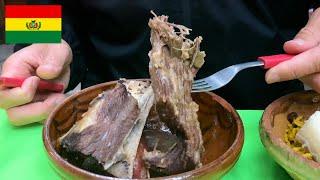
[293,116,304,127]
[302,153,313,160]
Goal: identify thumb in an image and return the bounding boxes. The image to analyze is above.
[284,8,320,54]
[36,40,72,80]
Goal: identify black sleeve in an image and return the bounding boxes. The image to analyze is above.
[309,0,320,8]
[14,0,87,91]
[60,2,87,91]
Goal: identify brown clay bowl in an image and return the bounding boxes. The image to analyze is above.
[43,80,244,179]
[260,91,320,179]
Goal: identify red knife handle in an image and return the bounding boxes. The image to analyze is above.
[0,77,64,93]
[258,54,295,69]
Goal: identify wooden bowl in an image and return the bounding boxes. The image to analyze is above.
[260,91,320,179]
[43,80,244,179]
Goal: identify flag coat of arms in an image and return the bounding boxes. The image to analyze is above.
[5,5,61,44]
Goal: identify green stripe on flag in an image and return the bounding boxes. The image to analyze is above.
[5,31,61,44]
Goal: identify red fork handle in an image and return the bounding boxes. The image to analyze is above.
[258,54,295,69]
[0,77,64,93]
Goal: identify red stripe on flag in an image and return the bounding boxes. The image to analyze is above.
[5,5,61,18]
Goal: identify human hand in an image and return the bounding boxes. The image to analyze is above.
[265,8,320,91]
[0,40,72,126]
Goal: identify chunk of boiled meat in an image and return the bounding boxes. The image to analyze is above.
[59,79,154,178]
[147,12,205,170]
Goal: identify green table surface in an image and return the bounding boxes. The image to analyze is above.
[0,109,291,180]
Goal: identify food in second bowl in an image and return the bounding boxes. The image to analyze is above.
[295,111,320,162]
[284,111,320,161]
[58,12,206,179]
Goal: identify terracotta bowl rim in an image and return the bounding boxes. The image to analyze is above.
[43,79,244,179]
[261,90,320,169]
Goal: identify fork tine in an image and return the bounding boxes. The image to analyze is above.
[192,86,215,92]
[193,79,206,84]
[192,85,212,90]
[192,81,208,88]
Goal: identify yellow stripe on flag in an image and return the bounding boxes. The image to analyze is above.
[5,18,61,31]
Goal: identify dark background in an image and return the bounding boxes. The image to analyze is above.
[1,1,320,109]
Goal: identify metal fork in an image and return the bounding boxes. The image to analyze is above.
[192,54,295,92]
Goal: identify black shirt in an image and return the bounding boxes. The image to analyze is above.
[18,0,320,108]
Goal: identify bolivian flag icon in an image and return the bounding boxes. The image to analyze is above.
[5,5,61,44]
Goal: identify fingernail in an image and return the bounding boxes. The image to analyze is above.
[266,72,280,84]
[291,39,305,46]
[41,65,61,73]
[32,77,39,87]
[54,97,65,106]
[54,100,62,106]
[37,65,62,79]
